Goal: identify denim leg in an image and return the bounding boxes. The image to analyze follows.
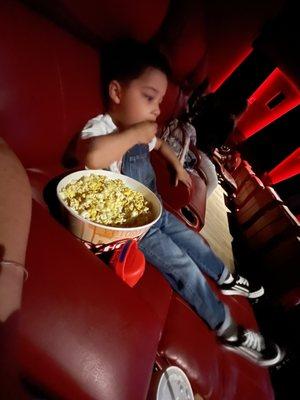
[139,221,226,330]
[160,210,229,284]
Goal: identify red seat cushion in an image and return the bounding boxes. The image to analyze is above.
[20,201,163,399]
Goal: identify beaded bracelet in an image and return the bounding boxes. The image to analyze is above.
[0,260,28,281]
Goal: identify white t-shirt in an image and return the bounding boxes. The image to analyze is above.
[81,113,157,173]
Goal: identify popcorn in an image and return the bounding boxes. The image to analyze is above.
[59,174,153,227]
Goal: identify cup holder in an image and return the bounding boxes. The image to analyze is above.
[180,206,198,227]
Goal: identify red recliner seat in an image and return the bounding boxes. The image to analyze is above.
[21,200,165,399]
[236,186,283,228]
[233,175,265,209]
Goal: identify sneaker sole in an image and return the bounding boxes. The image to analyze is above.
[222,343,285,367]
[221,286,265,299]
[248,286,265,298]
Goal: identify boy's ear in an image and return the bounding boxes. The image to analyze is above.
[108,80,122,104]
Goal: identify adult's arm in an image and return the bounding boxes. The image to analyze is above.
[0,138,32,321]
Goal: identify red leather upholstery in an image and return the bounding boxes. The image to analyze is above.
[20,200,163,399]
[244,204,300,251]
[150,148,207,231]
[234,175,265,209]
[231,160,255,189]
[236,186,283,228]
[134,263,173,325]
[156,0,207,83]
[59,0,170,42]
[0,1,102,169]
[150,150,191,209]
[157,81,181,127]
[181,171,207,231]
[157,291,273,400]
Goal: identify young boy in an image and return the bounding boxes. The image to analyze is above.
[80,39,283,367]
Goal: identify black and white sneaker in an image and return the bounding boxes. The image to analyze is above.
[220,274,264,298]
[220,326,284,367]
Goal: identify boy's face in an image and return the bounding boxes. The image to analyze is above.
[110,67,168,127]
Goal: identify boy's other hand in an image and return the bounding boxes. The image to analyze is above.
[132,121,158,144]
[175,166,192,189]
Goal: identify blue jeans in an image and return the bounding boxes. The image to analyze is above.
[140,209,229,330]
[122,144,230,331]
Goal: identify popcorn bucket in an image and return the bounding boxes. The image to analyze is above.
[56,169,162,246]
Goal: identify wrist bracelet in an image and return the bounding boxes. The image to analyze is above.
[0,260,28,281]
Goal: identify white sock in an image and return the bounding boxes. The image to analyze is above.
[218,319,238,341]
[216,305,237,339]
[223,273,234,284]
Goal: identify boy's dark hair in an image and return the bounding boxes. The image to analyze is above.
[101,38,172,106]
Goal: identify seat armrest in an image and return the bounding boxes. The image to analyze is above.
[150,150,191,209]
[20,200,162,400]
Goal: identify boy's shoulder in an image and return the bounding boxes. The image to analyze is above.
[83,113,116,130]
[81,113,117,139]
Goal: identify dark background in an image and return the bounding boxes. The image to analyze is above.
[213,0,300,216]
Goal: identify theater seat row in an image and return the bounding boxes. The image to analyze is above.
[229,157,300,300]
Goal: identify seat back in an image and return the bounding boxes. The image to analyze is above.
[233,175,265,209]
[0,1,102,170]
[231,160,254,186]
[236,186,283,228]
[244,204,300,251]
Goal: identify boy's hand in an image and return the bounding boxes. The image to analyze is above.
[131,121,158,144]
[175,165,192,188]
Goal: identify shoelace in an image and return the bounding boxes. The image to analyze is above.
[242,330,265,352]
[236,275,249,287]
